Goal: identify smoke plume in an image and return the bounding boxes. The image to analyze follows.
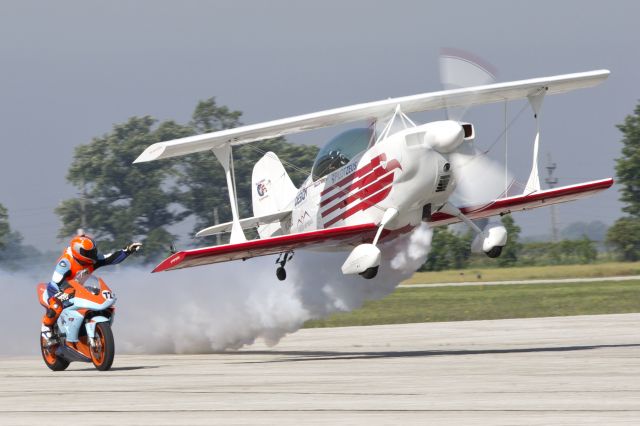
[0,225,432,355]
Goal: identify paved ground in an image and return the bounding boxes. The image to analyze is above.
[1,313,640,425]
[401,274,640,288]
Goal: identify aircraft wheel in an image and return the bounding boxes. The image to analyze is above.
[485,245,503,258]
[276,267,287,281]
[360,266,379,280]
[90,322,115,371]
[40,333,69,371]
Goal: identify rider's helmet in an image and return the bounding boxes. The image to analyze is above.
[69,235,98,265]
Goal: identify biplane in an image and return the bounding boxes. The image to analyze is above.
[134,66,611,280]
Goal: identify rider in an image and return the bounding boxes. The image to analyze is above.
[41,234,142,342]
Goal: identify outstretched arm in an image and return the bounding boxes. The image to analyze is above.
[95,242,143,268]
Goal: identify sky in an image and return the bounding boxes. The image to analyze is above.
[0,0,638,250]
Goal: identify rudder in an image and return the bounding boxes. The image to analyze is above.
[252,152,297,238]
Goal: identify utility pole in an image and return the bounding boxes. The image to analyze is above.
[544,153,559,241]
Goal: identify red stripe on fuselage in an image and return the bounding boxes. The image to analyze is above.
[319,163,383,208]
[320,158,401,216]
[320,154,386,197]
[321,172,396,218]
[324,184,394,227]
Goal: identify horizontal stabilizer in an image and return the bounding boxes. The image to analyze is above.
[430,178,614,226]
[196,210,292,238]
[134,70,609,163]
[154,223,378,272]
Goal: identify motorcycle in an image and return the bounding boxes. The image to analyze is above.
[37,275,116,371]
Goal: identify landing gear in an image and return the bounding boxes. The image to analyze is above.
[275,251,294,281]
[341,208,399,279]
[359,266,378,280]
[438,202,507,259]
[485,245,503,258]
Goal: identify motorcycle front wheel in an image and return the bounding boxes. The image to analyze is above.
[40,334,69,371]
[90,322,115,371]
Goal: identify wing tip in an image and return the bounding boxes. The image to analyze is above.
[133,143,167,164]
[152,251,186,273]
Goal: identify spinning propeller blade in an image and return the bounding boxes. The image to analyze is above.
[439,48,498,122]
[438,48,513,206]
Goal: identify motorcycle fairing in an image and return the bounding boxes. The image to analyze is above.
[57,298,115,342]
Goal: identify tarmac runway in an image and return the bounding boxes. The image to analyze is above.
[1,313,640,425]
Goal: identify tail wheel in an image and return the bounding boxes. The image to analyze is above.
[90,322,115,371]
[40,335,69,371]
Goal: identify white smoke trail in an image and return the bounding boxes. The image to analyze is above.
[0,225,432,356]
[0,269,48,356]
[113,224,432,353]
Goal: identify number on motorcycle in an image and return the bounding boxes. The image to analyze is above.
[102,291,113,300]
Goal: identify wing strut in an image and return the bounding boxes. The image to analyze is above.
[524,88,547,193]
[212,144,246,244]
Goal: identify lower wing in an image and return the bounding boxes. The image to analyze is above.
[153,223,378,272]
[153,178,613,273]
[429,178,614,226]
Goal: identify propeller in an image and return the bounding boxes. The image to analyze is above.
[437,48,513,206]
[439,48,497,122]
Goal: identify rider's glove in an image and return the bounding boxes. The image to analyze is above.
[54,291,70,302]
[124,242,143,254]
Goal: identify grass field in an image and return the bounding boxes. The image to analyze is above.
[403,261,640,285]
[304,279,640,328]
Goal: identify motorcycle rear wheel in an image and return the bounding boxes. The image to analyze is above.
[40,335,69,371]
[90,322,115,371]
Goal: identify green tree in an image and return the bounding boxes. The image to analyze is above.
[606,217,640,261]
[56,117,192,262]
[57,98,320,260]
[0,204,9,250]
[573,236,598,263]
[614,103,640,216]
[496,214,521,267]
[422,227,472,271]
[607,102,640,260]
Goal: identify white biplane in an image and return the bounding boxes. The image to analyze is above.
[134,68,612,279]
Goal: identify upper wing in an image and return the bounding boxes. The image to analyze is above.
[134,70,609,163]
[153,222,378,272]
[429,178,614,227]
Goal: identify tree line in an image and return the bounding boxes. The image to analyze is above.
[54,98,318,262]
[421,215,599,272]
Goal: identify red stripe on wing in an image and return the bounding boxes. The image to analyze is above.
[430,178,614,226]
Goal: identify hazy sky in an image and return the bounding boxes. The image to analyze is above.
[0,0,638,250]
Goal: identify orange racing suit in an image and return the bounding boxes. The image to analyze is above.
[42,247,131,327]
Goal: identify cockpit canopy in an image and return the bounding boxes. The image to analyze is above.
[311,127,373,180]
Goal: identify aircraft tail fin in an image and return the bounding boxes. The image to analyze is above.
[251,152,297,238]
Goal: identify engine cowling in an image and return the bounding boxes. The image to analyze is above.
[422,120,465,154]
